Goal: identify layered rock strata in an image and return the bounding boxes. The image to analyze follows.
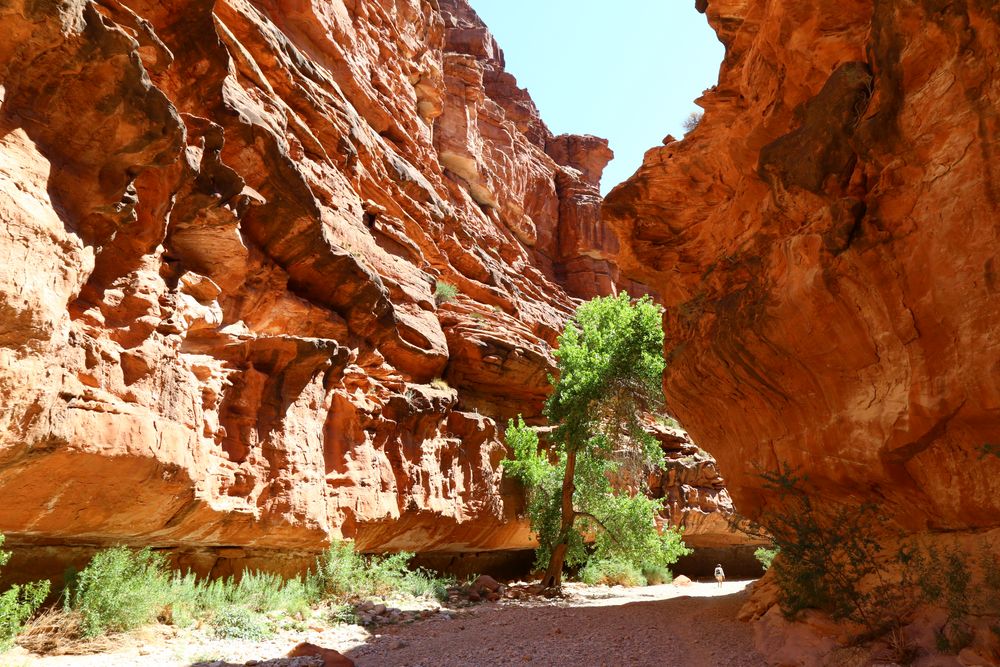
[649,423,766,578]
[605,0,1000,537]
[0,0,623,575]
[604,0,1000,655]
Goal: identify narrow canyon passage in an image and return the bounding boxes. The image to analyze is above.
[1,0,999,662]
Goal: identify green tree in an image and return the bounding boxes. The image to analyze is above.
[504,293,689,589]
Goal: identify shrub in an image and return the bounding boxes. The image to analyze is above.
[757,465,905,633]
[682,111,703,134]
[306,541,451,603]
[429,378,450,391]
[433,280,459,305]
[0,535,50,650]
[578,559,645,587]
[210,606,272,640]
[641,564,672,585]
[754,546,778,572]
[164,568,311,629]
[326,603,358,625]
[67,546,170,637]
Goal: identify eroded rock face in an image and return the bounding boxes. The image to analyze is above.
[605,0,1000,534]
[648,424,752,550]
[0,0,621,572]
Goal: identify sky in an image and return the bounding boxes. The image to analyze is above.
[467,0,725,194]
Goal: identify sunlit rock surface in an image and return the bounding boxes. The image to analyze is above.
[0,0,626,576]
[604,0,1000,657]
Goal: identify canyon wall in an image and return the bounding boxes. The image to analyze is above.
[604,0,1000,562]
[0,0,629,576]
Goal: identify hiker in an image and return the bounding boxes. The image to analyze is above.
[714,563,725,588]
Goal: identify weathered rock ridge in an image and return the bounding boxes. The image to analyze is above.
[0,0,635,574]
[604,0,1000,612]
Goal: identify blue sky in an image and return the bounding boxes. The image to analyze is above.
[467,1,725,193]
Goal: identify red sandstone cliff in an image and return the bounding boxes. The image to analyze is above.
[604,0,1000,657]
[0,0,625,575]
[606,0,1000,533]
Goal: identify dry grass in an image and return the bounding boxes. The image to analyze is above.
[884,625,919,665]
[15,608,124,656]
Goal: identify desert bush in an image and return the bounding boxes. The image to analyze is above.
[754,546,778,572]
[578,559,645,587]
[306,541,451,602]
[682,111,703,134]
[757,464,1000,649]
[0,535,50,650]
[756,465,907,634]
[66,547,170,637]
[908,539,1000,654]
[433,280,459,305]
[166,569,312,628]
[326,603,358,625]
[641,564,672,585]
[210,606,272,640]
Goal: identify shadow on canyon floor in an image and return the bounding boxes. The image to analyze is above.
[336,580,764,667]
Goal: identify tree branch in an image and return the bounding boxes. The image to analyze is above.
[573,511,624,547]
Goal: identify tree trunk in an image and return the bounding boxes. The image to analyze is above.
[541,448,577,590]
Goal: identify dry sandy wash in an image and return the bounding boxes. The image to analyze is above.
[2,581,764,667]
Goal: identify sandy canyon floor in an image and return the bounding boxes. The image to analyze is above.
[1,580,764,667]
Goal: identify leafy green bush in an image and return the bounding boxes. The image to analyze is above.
[67,546,170,637]
[210,606,272,640]
[326,603,358,625]
[0,535,50,650]
[166,569,312,627]
[754,546,778,572]
[579,559,645,587]
[306,541,451,603]
[433,280,459,305]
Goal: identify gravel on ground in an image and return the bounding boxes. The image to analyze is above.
[0,580,765,667]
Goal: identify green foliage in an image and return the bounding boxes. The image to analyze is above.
[166,569,312,628]
[306,541,451,602]
[758,466,1000,646]
[641,564,672,585]
[27,541,451,642]
[433,280,459,305]
[754,546,779,572]
[545,293,665,462]
[757,465,904,633]
[502,417,570,571]
[67,547,171,637]
[979,443,1000,459]
[505,295,688,584]
[655,415,681,429]
[210,606,272,640]
[579,559,645,587]
[0,535,50,650]
[326,603,359,625]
